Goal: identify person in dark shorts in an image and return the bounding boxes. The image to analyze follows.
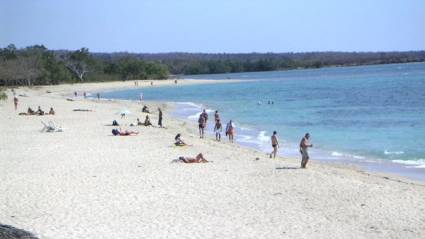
[270,131,279,158]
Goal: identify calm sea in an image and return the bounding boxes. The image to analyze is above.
[102,63,425,181]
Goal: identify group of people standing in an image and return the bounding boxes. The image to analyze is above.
[198,109,235,143]
[196,107,314,168]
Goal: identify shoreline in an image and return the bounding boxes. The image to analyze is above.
[98,81,425,183]
[1,79,425,238]
[166,100,425,183]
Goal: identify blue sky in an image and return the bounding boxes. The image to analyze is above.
[1,0,424,53]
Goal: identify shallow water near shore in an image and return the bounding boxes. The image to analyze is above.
[102,63,425,181]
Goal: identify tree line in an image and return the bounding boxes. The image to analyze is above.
[94,51,425,75]
[1,44,425,86]
[0,44,169,86]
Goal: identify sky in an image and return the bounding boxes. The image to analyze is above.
[1,0,424,53]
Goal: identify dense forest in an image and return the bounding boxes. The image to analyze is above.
[0,44,169,86]
[1,44,425,86]
[98,51,425,75]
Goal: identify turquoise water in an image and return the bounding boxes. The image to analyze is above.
[102,63,425,180]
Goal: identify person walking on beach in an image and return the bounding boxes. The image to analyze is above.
[13,96,18,110]
[270,131,279,158]
[201,109,208,124]
[300,133,313,168]
[158,108,163,128]
[214,120,222,141]
[198,114,206,138]
[214,110,220,123]
[96,93,100,100]
[226,120,235,143]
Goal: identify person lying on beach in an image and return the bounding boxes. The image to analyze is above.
[112,128,139,136]
[177,153,209,163]
[49,107,55,115]
[174,133,191,146]
[142,105,150,113]
[144,115,153,126]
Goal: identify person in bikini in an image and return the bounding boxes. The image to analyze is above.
[226,120,235,143]
[177,153,209,163]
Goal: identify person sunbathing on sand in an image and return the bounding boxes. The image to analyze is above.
[112,128,139,136]
[177,153,208,163]
[49,107,55,115]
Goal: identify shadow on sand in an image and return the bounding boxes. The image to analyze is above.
[275,166,299,170]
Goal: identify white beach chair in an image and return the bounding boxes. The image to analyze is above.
[41,120,63,132]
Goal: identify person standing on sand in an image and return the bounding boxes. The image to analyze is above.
[214,120,222,141]
[97,93,100,100]
[13,96,18,110]
[270,131,279,158]
[214,110,220,123]
[158,108,163,128]
[300,133,313,168]
[201,109,208,124]
[226,120,235,143]
[198,114,206,138]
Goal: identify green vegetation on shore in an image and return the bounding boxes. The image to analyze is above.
[0,44,169,86]
[1,44,424,86]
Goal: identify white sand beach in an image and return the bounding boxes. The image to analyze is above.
[1,80,424,239]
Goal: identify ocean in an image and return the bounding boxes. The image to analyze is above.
[101,63,425,181]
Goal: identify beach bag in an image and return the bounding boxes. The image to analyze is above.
[112,120,118,126]
[112,129,119,136]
